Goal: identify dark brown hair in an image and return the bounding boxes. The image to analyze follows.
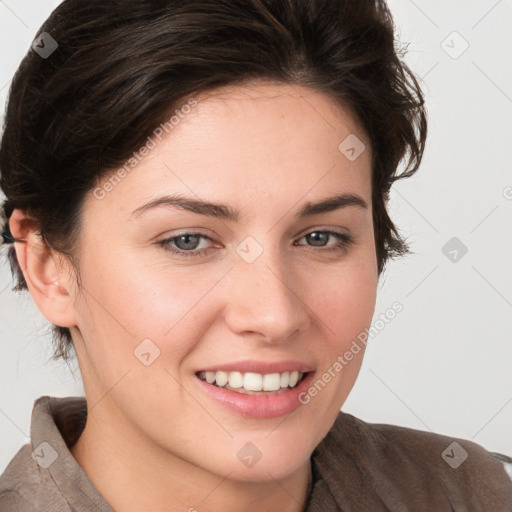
[0,0,426,361]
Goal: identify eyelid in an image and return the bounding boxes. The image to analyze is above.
[296,224,351,238]
[295,229,355,252]
[157,226,355,259]
[159,225,351,245]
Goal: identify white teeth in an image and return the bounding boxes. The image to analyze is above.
[228,371,243,389]
[262,373,281,391]
[198,369,305,391]
[215,371,229,387]
[244,372,263,391]
[288,370,299,387]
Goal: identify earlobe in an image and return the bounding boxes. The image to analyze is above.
[8,209,78,329]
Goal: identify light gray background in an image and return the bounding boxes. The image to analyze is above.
[1,0,511,474]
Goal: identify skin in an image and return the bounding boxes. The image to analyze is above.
[10,82,378,512]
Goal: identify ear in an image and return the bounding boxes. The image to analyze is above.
[9,209,78,329]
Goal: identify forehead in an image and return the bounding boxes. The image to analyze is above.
[90,81,372,220]
[188,81,369,160]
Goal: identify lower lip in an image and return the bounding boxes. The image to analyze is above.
[194,372,316,419]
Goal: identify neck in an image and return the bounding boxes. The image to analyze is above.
[70,400,313,512]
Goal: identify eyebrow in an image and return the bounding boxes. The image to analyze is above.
[130,192,367,221]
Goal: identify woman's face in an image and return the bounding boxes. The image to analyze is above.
[68,82,377,482]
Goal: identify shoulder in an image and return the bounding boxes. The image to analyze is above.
[0,445,37,510]
[0,444,69,512]
[0,396,85,512]
[0,490,38,512]
[327,411,512,468]
[312,411,512,510]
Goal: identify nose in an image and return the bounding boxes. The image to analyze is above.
[223,248,311,344]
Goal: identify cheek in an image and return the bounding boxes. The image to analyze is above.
[291,259,376,446]
[72,248,226,366]
[311,256,377,341]
[303,248,377,398]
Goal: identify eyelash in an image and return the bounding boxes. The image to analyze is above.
[157,230,354,258]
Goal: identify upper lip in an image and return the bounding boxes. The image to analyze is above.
[196,360,315,375]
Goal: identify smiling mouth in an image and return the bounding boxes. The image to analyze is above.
[196,370,308,395]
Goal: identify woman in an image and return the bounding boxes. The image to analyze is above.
[1,0,511,510]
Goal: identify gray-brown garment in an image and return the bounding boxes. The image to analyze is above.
[1,396,512,511]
